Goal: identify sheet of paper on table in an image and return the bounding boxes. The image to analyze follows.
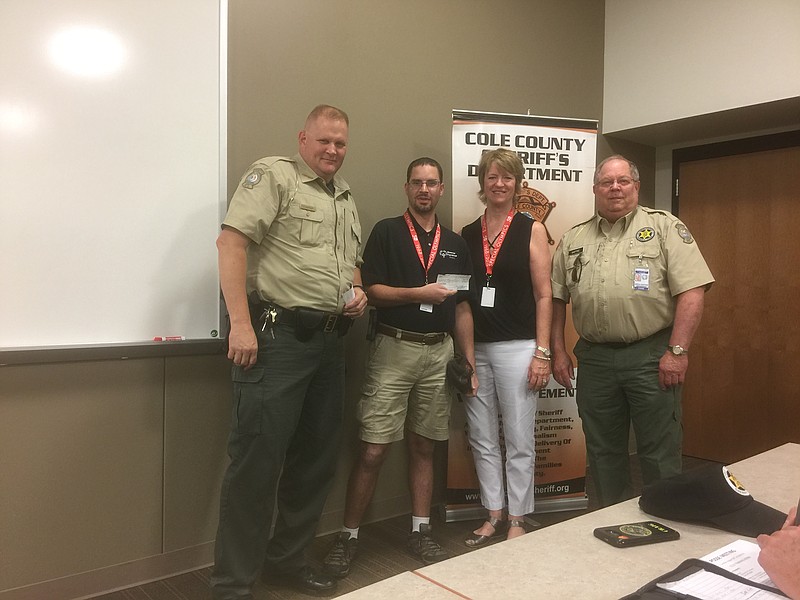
[656,539,784,599]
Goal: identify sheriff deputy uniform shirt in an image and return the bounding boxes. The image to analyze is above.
[551,206,714,344]
[222,153,362,313]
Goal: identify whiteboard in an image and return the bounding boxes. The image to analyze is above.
[0,0,226,350]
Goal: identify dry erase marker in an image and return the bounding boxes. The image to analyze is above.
[153,336,186,341]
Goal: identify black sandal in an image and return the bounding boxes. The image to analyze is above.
[464,516,508,548]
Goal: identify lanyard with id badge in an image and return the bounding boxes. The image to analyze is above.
[631,227,659,291]
[632,240,650,292]
[633,263,650,291]
[403,210,441,313]
[480,208,515,307]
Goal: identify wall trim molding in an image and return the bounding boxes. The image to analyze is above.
[0,543,213,600]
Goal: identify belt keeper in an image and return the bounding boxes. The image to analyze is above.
[395,329,402,340]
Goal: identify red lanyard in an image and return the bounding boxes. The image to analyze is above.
[481,208,515,285]
[403,210,441,284]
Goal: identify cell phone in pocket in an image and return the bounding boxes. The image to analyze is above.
[593,521,680,548]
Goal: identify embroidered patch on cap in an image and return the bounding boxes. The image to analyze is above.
[636,227,655,242]
[722,466,751,497]
[675,222,695,244]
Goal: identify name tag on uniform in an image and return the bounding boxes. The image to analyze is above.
[633,267,650,291]
[420,303,433,313]
[481,286,496,307]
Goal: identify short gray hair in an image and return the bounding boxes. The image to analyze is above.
[593,155,640,184]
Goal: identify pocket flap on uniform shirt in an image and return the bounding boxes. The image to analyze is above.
[288,203,324,222]
[626,245,660,259]
[351,220,362,242]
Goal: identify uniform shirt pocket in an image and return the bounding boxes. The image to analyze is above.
[288,203,324,246]
[347,218,362,264]
[624,244,663,288]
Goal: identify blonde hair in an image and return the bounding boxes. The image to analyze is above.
[306,104,349,126]
[477,148,524,205]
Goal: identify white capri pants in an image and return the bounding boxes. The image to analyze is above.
[464,338,537,516]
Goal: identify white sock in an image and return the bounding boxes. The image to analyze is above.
[411,516,430,533]
[342,525,359,539]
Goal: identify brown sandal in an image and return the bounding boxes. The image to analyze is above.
[507,519,527,539]
[464,516,508,548]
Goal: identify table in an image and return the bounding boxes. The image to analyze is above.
[336,443,799,599]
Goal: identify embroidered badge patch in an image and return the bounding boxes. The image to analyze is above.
[636,227,655,242]
[722,466,750,497]
[242,168,265,189]
[675,222,695,244]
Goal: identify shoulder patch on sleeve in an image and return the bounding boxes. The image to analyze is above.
[242,168,265,189]
[675,222,695,244]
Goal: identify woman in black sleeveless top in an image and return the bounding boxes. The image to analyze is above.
[460,148,553,546]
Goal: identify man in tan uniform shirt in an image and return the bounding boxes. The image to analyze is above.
[212,105,367,599]
[551,155,714,507]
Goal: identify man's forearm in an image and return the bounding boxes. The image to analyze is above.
[669,287,705,348]
[551,299,569,352]
[217,229,252,328]
[453,301,476,365]
[366,283,422,307]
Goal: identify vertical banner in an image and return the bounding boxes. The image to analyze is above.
[445,109,597,520]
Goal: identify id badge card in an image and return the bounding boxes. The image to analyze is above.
[481,286,496,308]
[420,303,433,313]
[633,267,650,291]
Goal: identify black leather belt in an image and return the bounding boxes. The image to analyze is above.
[250,299,352,336]
[276,307,350,333]
[587,327,670,349]
[377,323,447,345]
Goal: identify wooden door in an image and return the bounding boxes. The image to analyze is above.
[677,143,800,463]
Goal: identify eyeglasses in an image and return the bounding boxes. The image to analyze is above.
[596,178,637,189]
[408,179,441,189]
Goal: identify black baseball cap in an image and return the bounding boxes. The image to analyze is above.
[639,464,787,538]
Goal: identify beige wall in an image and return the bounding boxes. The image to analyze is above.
[1,1,611,597]
[601,1,800,210]
[0,355,231,598]
[603,0,800,135]
[227,0,608,229]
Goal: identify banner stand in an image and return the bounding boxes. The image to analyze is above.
[441,496,588,524]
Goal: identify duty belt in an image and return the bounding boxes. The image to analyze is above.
[250,300,352,337]
[377,323,447,345]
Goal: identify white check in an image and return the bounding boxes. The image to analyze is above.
[437,273,471,291]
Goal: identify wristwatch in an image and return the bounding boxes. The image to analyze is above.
[536,345,552,358]
[667,345,688,356]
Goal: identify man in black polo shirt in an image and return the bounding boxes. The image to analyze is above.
[323,157,477,579]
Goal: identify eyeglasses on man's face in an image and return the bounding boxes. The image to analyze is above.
[596,177,637,189]
[408,179,441,189]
